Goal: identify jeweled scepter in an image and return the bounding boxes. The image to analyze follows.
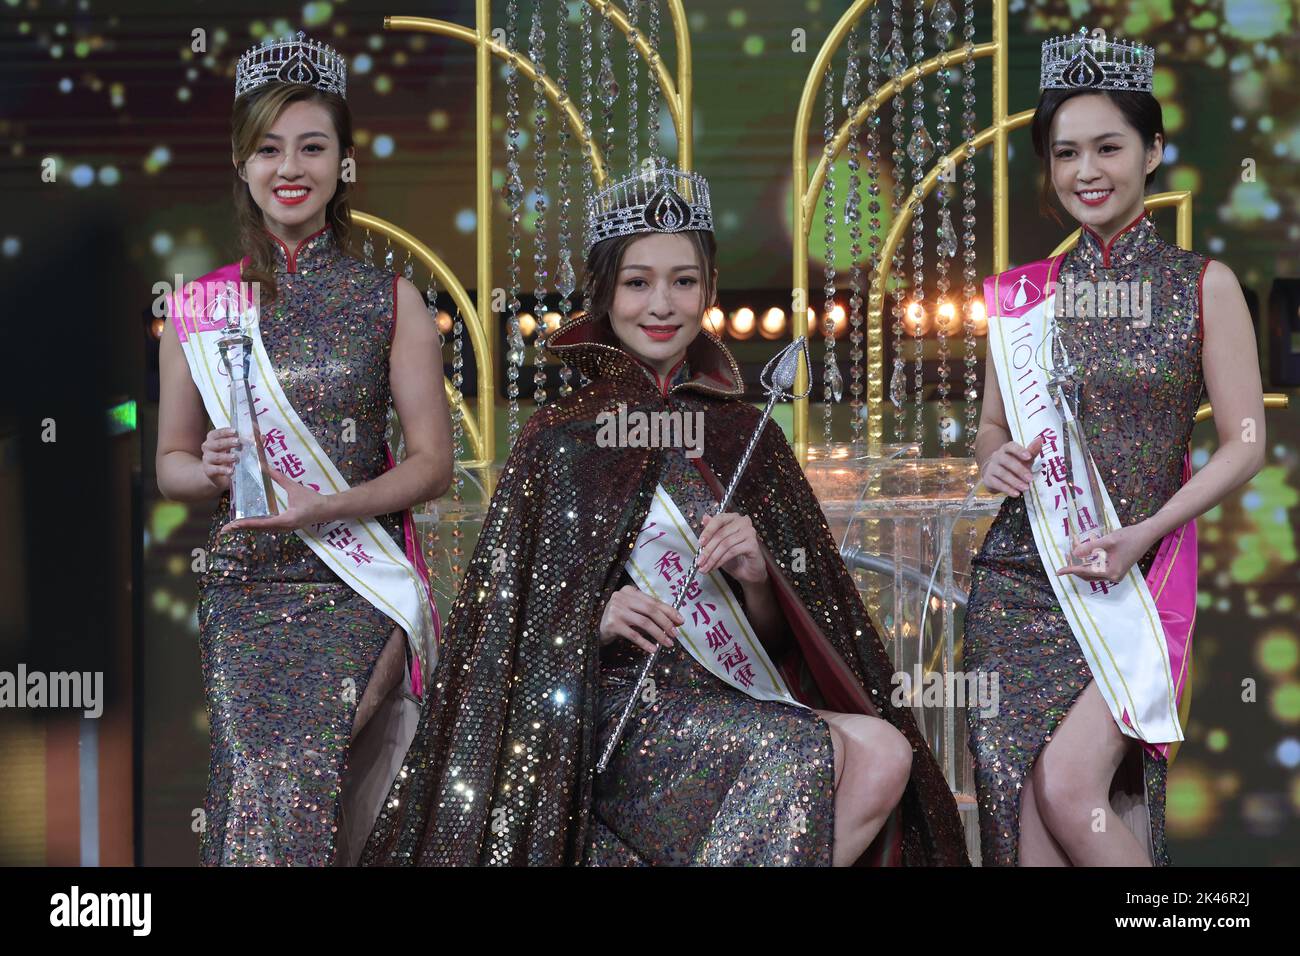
[596,335,813,773]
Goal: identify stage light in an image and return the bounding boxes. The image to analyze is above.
[826,302,847,338]
[968,299,988,336]
[729,307,756,339]
[903,300,930,336]
[759,307,786,339]
[518,312,536,337]
[543,311,563,331]
[436,310,453,335]
[703,306,725,336]
[935,300,958,335]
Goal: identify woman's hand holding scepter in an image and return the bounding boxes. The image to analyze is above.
[596,336,812,773]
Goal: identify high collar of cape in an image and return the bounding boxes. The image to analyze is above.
[545,311,745,400]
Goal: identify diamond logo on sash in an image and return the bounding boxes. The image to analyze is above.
[1002,272,1042,312]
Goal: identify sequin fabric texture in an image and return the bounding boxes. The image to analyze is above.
[360,314,969,866]
[963,211,1209,865]
[196,227,406,865]
[588,438,837,865]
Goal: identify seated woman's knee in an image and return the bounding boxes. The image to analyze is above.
[847,716,912,807]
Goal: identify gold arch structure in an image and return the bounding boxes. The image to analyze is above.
[352,211,490,466]
[791,0,1288,463]
[358,1,696,472]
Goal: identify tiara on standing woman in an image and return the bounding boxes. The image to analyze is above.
[1040,27,1154,93]
[584,156,714,258]
[234,31,348,100]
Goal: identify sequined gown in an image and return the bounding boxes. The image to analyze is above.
[196,226,407,865]
[963,211,1209,866]
[587,439,837,865]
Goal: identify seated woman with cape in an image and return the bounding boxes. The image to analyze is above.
[360,163,969,866]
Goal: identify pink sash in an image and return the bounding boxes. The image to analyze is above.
[985,256,1198,759]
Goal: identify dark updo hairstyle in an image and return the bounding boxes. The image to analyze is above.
[581,228,718,327]
[1029,88,1164,226]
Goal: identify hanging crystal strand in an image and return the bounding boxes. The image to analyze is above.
[384,237,395,273]
[821,59,838,446]
[960,0,980,566]
[960,0,979,461]
[887,0,908,443]
[449,303,467,578]
[530,0,550,408]
[932,1,957,456]
[859,3,883,448]
[362,228,374,266]
[627,0,640,172]
[555,0,576,395]
[421,273,446,594]
[504,0,525,445]
[427,276,443,349]
[646,0,661,156]
[598,4,617,173]
[843,22,865,447]
[907,0,929,449]
[579,1,595,257]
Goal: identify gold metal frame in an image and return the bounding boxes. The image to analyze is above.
[351,211,491,466]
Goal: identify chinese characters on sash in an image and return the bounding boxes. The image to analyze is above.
[1032,425,1113,595]
[624,485,804,708]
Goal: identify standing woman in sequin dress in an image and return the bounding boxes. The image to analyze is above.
[963,29,1265,866]
[156,34,451,865]
[359,163,969,866]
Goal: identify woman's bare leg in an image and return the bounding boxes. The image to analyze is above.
[1032,681,1150,866]
[1016,769,1071,866]
[334,627,409,866]
[351,627,407,740]
[815,710,912,866]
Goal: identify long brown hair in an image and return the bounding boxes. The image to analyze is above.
[231,83,355,305]
[581,228,719,328]
[1029,88,1164,226]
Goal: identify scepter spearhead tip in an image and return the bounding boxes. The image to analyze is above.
[771,336,809,392]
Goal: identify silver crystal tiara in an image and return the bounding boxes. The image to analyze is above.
[235,31,348,101]
[584,158,713,258]
[1040,27,1154,93]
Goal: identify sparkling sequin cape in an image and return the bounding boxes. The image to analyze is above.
[963,210,1210,865]
[194,226,412,865]
[360,314,969,866]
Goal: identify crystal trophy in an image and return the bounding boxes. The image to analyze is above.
[215,292,277,521]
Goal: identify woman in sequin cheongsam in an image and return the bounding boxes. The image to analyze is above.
[359,163,969,867]
[963,29,1265,866]
[156,34,452,865]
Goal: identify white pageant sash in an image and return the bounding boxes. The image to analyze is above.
[986,261,1182,745]
[626,484,804,708]
[167,271,437,689]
